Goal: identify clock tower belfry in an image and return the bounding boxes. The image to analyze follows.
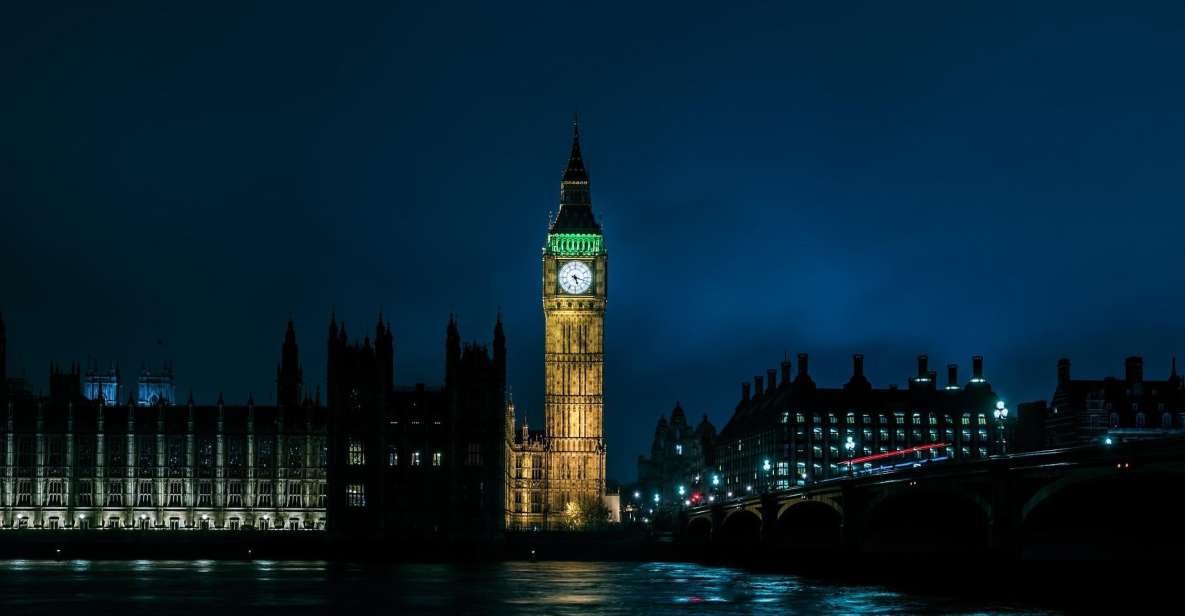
[541,118,607,520]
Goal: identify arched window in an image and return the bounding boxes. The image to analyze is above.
[1162,413,1173,429]
[1109,412,1120,428]
[1135,413,1146,428]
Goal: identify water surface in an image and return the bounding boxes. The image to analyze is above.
[0,559,1054,614]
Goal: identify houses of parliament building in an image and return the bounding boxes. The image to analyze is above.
[0,122,615,534]
[0,311,511,537]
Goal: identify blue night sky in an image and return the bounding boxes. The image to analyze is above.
[2,2,1184,482]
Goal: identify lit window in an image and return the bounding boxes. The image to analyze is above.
[347,483,366,507]
[257,481,272,508]
[388,447,398,467]
[286,481,303,508]
[137,480,153,507]
[168,481,183,507]
[675,444,683,455]
[348,439,365,465]
[432,451,443,467]
[227,481,243,507]
[412,451,422,466]
[106,481,123,507]
[46,481,64,507]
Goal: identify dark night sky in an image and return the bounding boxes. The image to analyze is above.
[3,2,1184,482]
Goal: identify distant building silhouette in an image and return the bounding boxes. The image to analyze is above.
[1037,356,1185,447]
[633,403,716,510]
[325,313,506,540]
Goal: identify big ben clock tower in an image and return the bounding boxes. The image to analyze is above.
[542,118,607,520]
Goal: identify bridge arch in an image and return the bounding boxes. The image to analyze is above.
[717,508,762,544]
[1021,465,1185,557]
[863,484,991,552]
[775,498,842,548]
[685,515,713,541]
[776,495,843,519]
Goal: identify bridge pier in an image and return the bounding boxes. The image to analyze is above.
[759,494,778,542]
[988,466,1020,557]
[709,503,724,543]
[839,484,864,552]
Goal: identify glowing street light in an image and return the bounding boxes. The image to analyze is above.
[711,474,720,487]
[994,400,1009,455]
[844,436,856,475]
[677,485,686,496]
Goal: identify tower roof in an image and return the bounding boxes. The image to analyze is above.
[550,115,602,234]
[562,116,589,183]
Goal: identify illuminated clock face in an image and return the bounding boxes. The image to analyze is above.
[558,260,593,294]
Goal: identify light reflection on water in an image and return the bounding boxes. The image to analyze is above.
[0,559,1054,615]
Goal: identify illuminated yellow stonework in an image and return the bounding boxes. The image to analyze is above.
[541,250,607,520]
[505,121,610,530]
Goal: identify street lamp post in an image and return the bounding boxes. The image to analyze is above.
[844,435,856,476]
[993,400,1009,455]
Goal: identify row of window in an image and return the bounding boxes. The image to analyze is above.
[6,516,323,531]
[350,439,470,467]
[0,436,328,471]
[511,490,545,513]
[1088,412,1179,429]
[780,412,992,426]
[1,480,326,509]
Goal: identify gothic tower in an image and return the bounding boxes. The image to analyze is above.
[542,118,607,518]
[0,311,6,405]
[277,319,303,407]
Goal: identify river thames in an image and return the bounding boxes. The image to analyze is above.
[0,559,1056,614]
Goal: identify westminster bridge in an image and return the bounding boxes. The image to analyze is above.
[680,436,1185,558]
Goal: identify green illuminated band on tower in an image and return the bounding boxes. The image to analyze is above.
[546,233,604,256]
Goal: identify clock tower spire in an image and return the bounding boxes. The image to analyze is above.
[539,118,608,526]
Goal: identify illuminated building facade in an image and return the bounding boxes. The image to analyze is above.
[714,354,1003,493]
[1,313,509,538]
[0,320,328,531]
[506,120,609,530]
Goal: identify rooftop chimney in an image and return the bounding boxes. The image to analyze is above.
[1057,358,1071,384]
[797,353,809,377]
[917,355,929,379]
[767,368,777,394]
[972,355,984,381]
[1125,356,1144,383]
[947,363,958,389]
[780,356,791,386]
[741,382,750,404]
[853,354,865,378]
[753,375,764,400]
